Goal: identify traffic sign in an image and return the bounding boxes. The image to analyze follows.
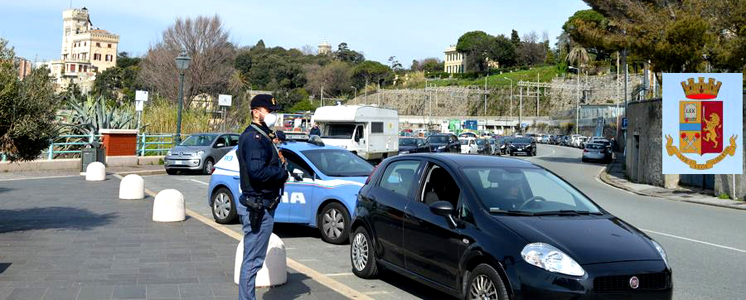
[621,117,628,129]
[135,90,148,102]
[218,94,232,107]
[135,100,144,112]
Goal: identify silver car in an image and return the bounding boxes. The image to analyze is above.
[581,142,612,163]
[164,133,239,175]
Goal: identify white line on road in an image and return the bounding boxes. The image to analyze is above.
[325,272,354,277]
[183,178,208,185]
[642,229,746,254]
[363,291,390,295]
[0,174,80,182]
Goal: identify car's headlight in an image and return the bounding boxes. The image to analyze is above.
[521,243,585,276]
[438,145,446,150]
[400,151,409,154]
[167,150,172,156]
[192,150,204,157]
[651,240,669,268]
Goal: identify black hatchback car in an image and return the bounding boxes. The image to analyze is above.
[427,133,461,153]
[350,154,672,300]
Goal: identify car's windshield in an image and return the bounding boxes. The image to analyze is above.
[301,149,374,177]
[399,138,418,146]
[462,167,601,214]
[427,136,449,143]
[586,143,605,150]
[322,124,356,139]
[459,139,470,145]
[477,139,486,145]
[512,138,532,143]
[179,134,215,146]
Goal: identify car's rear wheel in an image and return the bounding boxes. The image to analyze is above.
[318,202,350,244]
[211,187,237,224]
[202,158,214,175]
[465,264,509,300]
[350,226,378,278]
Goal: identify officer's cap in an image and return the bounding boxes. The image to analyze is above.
[251,94,280,111]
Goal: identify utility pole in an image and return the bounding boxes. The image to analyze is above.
[519,86,523,133]
[576,68,580,134]
[503,77,513,118]
[320,86,324,107]
[484,76,488,116]
[536,73,540,117]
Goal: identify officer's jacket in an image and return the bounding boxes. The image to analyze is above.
[237,123,288,200]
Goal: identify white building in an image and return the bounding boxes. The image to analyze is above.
[444,45,466,74]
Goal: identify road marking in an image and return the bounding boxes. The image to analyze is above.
[0,174,80,182]
[363,291,390,295]
[297,259,319,262]
[186,178,209,185]
[134,180,373,300]
[642,229,746,254]
[325,273,353,277]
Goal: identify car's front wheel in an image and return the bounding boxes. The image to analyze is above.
[202,158,214,175]
[465,264,509,300]
[318,202,350,244]
[211,187,237,224]
[350,226,378,278]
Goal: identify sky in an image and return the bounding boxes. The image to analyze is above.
[1,0,589,67]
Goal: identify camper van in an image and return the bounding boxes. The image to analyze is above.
[312,105,399,160]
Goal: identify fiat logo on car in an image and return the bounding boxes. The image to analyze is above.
[629,276,640,289]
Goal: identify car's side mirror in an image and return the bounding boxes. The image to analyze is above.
[291,169,304,181]
[429,201,454,216]
[216,143,225,148]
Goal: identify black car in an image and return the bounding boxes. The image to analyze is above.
[508,137,536,156]
[496,137,511,155]
[399,137,431,154]
[476,138,489,155]
[427,133,461,153]
[350,154,672,300]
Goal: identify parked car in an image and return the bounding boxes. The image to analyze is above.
[488,138,500,155]
[582,142,613,163]
[398,137,430,154]
[164,133,238,175]
[459,137,479,154]
[496,137,511,155]
[426,133,461,153]
[350,154,672,299]
[578,136,589,149]
[475,138,490,155]
[207,137,374,244]
[561,135,573,146]
[508,137,536,156]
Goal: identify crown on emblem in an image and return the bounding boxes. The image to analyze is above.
[680,77,721,99]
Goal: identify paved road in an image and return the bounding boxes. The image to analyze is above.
[144,144,746,300]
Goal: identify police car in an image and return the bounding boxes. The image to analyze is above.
[207,136,374,244]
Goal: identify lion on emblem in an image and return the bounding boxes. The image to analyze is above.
[702,113,722,148]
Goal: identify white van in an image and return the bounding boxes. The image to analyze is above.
[312,105,399,160]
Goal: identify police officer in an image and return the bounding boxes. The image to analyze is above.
[236,94,288,300]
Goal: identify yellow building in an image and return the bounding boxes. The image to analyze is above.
[48,7,119,93]
[318,41,332,55]
[444,45,466,74]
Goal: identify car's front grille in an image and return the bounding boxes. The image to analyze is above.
[594,273,668,292]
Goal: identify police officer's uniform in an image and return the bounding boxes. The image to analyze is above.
[236,94,288,300]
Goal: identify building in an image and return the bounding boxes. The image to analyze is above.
[47,7,119,93]
[444,45,500,75]
[318,41,332,55]
[15,57,33,80]
[444,45,466,74]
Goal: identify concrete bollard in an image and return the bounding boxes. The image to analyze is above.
[152,189,185,222]
[234,233,287,287]
[85,162,106,181]
[119,174,144,200]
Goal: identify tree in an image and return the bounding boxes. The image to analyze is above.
[0,39,60,161]
[517,31,547,67]
[254,39,266,51]
[456,31,494,73]
[510,29,521,47]
[139,15,236,106]
[335,42,365,64]
[351,60,393,88]
[116,52,140,69]
[388,56,403,73]
[300,45,316,56]
[94,52,141,101]
[410,58,444,73]
[491,35,518,67]
[410,59,420,71]
[304,61,353,98]
[567,45,591,70]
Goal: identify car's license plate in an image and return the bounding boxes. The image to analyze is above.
[174,161,182,165]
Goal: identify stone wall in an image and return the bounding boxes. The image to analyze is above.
[549,74,643,114]
[624,99,680,188]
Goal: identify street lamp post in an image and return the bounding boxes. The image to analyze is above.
[174,51,191,144]
[503,77,513,117]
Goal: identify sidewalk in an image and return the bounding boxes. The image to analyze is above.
[599,152,746,211]
[0,174,348,300]
[0,165,166,181]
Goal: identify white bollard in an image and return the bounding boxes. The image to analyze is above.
[234,233,287,287]
[85,162,106,181]
[152,189,185,222]
[119,174,144,200]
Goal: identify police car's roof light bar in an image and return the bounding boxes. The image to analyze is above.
[308,135,325,147]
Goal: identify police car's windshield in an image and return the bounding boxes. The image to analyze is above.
[179,134,216,146]
[301,149,374,177]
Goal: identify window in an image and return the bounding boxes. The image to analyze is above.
[214,136,229,147]
[322,124,356,139]
[96,42,100,47]
[83,42,86,46]
[282,150,314,179]
[420,164,460,208]
[108,44,112,48]
[371,122,384,133]
[301,149,374,177]
[379,160,420,197]
[229,135,240,146]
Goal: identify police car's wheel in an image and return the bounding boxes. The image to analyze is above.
[351,226,378,278]
[202,158,214,175]
[465,264,508,300]
[211,187,237,224]
[318,202,350,244]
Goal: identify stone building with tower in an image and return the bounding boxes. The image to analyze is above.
[44,7,119,93]
[318,41,332,55]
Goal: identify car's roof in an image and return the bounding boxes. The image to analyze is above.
[429,133,454,137]
[188,132,237,136]
[279,141,344,152]
[399,153,540,169]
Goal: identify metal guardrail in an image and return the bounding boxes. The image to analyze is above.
[27,133,177,160]
[137,134,175,156]
[44,134,101,160]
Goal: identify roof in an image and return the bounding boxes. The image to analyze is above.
[400,153,539,169]
[279,141,345,152]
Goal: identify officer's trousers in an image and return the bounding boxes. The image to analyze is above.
[238,208,275,300]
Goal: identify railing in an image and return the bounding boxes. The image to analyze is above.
[44,133,101,160]
[137,134,175,156]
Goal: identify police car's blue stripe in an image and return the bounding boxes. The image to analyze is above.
[214,166,239,173]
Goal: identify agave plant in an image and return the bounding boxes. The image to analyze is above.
[59,95,135,136]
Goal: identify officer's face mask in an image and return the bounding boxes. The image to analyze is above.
[257,110,278,127]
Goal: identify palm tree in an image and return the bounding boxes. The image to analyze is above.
[566,46,590,72]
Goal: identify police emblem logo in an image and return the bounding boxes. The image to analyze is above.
[663,76,739,171]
